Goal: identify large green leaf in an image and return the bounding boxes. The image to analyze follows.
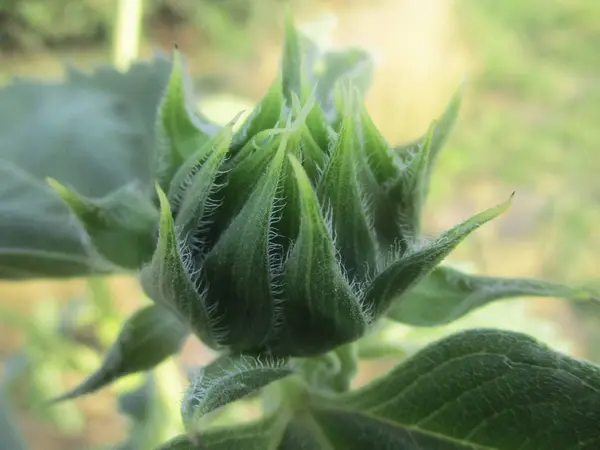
[313,328,600,449]
[51,304,188,401]
[388,265,599,326]
[0,57,171,279]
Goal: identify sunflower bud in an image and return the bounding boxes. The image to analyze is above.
[140,19,512,357]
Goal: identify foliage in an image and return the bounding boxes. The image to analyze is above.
[0,57,170,278]
[0,0,294,56]
[1,11,600,450]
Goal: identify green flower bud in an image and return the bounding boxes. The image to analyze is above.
[140,20,513,358]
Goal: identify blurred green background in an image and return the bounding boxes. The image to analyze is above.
[0,0,598,448]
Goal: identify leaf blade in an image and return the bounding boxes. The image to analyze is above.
[316,328,600,449]
[387,265,599,326]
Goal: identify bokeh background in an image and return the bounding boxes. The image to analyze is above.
[0,0,598,448]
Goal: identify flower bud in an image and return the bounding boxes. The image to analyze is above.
[140,20,512,357]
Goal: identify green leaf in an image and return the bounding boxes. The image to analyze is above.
[47,180,158,270]
[267,155,369,357]
[230,79,285,154]
[140,185,222,349]
[158,410,289,450]
[314,328,600,449]
[202,138,287,352]
[388,265,599,326]
[0,57,171,279]
[364,194,514,319]
[155,50,219,187]
[51,304,188,401]
[181,355,292,436]
[317,90,378,281]
[281,12,302,106]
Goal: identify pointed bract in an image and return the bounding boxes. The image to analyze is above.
[317,90,378,281]
[364,194,514,318]
[230,79,285,154]
[269,155,370,356]
[155,50,218,187]
[203,139,288,352]
[140,185,222,349]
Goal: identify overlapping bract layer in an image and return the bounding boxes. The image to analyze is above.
[140,20,511,357]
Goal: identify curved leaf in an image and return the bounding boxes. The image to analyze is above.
[317,91,378,281]
[388,265,599,326]
[52,304,188,401]
[140,185,222,350]
[202,138,287,351]
[267,155,369,357]
[315,328,600,449]
[181,355,292,436]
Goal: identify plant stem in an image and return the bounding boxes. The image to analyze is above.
[113,0,144,71]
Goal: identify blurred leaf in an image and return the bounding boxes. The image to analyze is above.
[388,265,599,326]
[0,57,171,279]
[116,370,182,450]
[117,375,156,424]
[52,304,188,401]
[47,180,158,270]
[313,48,373,120]
[281,11,302,105]
[314,329,600,449]
[0,392,29,450]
